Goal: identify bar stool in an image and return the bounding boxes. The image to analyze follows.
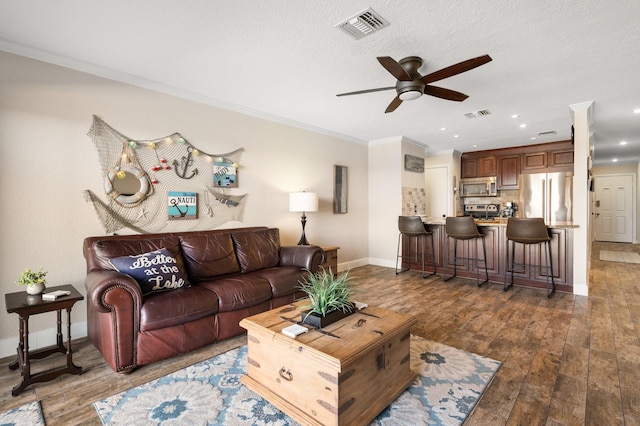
[395,216,436,278]
[504,218,556,297]
[443,216,489,286]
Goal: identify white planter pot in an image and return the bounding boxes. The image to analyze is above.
[25,282,45,295]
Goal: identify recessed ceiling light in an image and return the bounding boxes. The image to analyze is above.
[613,158,618,162]
[511,114,519,119]
[620,141,628,145]
[519,124,527,128]
[472,144,478,147]
[634,108,640,114]
[440,127,446,131]
[453,134,460,138]
[530,137,537,140]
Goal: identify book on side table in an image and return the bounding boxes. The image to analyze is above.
[42,290,71,301]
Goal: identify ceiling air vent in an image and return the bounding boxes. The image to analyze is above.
[538,130,557,136]
[464,109,492,118]
[336,8,390,40]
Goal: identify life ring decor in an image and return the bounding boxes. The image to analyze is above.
[104,165,153,207]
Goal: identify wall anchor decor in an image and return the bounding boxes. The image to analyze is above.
[84,116,247,234]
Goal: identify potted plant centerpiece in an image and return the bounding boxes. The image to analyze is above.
[17,268,48,295]
[298,267,356,328]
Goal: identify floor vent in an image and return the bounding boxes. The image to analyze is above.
[336,8,390,40]
[464,109,492,118]
[538,130,557,136]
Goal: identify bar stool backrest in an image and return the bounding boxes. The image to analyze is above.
[445,216,481,240]
[398,216,428,236]
[506,218,550,244]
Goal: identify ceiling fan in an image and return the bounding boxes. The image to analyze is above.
[336,54,492,113]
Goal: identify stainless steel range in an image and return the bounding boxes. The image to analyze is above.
[464,203,500,219]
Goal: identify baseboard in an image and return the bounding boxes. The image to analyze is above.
[0,321,87,359]
[335,258,368,273]
[368,257,396,269]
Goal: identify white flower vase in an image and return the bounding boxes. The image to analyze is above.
[26,282,45,295]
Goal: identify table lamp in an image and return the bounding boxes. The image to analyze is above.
[289,191,318,245]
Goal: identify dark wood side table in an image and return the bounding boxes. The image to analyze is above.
[4,284,83,396]
[320,246,339,273]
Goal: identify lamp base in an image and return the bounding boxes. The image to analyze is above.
[297,213,310,245]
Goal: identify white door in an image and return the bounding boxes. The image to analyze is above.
[594,174,634,242]
[424,166,450,219]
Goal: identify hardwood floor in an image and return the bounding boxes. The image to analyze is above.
[1,241,639,425]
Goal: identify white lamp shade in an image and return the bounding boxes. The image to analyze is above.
[289,192,318,212]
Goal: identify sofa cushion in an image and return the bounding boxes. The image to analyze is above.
[109,248,190,295]
[180,233,240,282]
[199,274,272,312]
[231,228,280,273]
[249,266,309,298]
[139,286,219,332]
[92,236,186,273]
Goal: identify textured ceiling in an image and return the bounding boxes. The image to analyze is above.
[1,0,639,165]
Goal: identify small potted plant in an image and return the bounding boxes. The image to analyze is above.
[298,267,356,328]
[17,268,48,295]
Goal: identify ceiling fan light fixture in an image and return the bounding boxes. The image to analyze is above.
[399,90,422,101]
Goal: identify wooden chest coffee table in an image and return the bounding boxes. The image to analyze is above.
[239,301,416,426]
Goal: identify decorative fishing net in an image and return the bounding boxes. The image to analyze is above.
[83,116,246,234]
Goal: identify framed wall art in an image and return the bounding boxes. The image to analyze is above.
[168,191,198,219]
[334,165,348,214]
[213,161,237,187]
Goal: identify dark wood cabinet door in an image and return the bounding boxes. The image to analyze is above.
[479,226,501,275]
[549,149,574,169]
[498,155,520,189]
[522,151,548,171]
[478,157,497,176]
[461,158,478,178]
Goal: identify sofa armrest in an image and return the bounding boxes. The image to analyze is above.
[85,270,143,314]
[279,245,326,272]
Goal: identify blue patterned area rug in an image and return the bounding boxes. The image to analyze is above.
[94,336,500,425]
[0,401,45,426]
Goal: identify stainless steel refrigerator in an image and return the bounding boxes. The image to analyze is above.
[518,172,573,222]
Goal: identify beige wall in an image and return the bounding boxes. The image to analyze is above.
[367,137,402,267]
[0,51,369,356]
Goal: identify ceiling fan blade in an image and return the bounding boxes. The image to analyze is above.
[424,85,469,102]
[385,96,403,113]
[336,86,395,97]
[377,57,412,81]
[421,55,492,84]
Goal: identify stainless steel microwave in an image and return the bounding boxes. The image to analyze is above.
[460,176,498,197]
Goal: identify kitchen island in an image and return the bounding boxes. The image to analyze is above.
[402,218,577,293]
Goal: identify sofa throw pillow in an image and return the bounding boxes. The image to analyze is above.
[109,247,190,295]
[232,228,281,273]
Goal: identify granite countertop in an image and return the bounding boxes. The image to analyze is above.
[421,216,578,229]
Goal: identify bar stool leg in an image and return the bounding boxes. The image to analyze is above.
[443,236,458,282]
[395,233,408,274]
[422,233,436,277]
[504,240,515,291]
[545,240,556,297]
[478,236,489,287]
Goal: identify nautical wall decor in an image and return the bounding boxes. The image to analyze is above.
[83,116,247,234]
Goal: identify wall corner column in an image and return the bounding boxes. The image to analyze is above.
[569,101,593,296]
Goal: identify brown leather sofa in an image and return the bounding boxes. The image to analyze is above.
[83,226,324,373]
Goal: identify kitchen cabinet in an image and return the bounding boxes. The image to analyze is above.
[407,223,574,293]
[462,140,573,181]
[498,155,520,189]
[461,158,478,178]
[478,157,497,176]
[461,156,496,178]
[522,151,548,171]
[549,149,574,170]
